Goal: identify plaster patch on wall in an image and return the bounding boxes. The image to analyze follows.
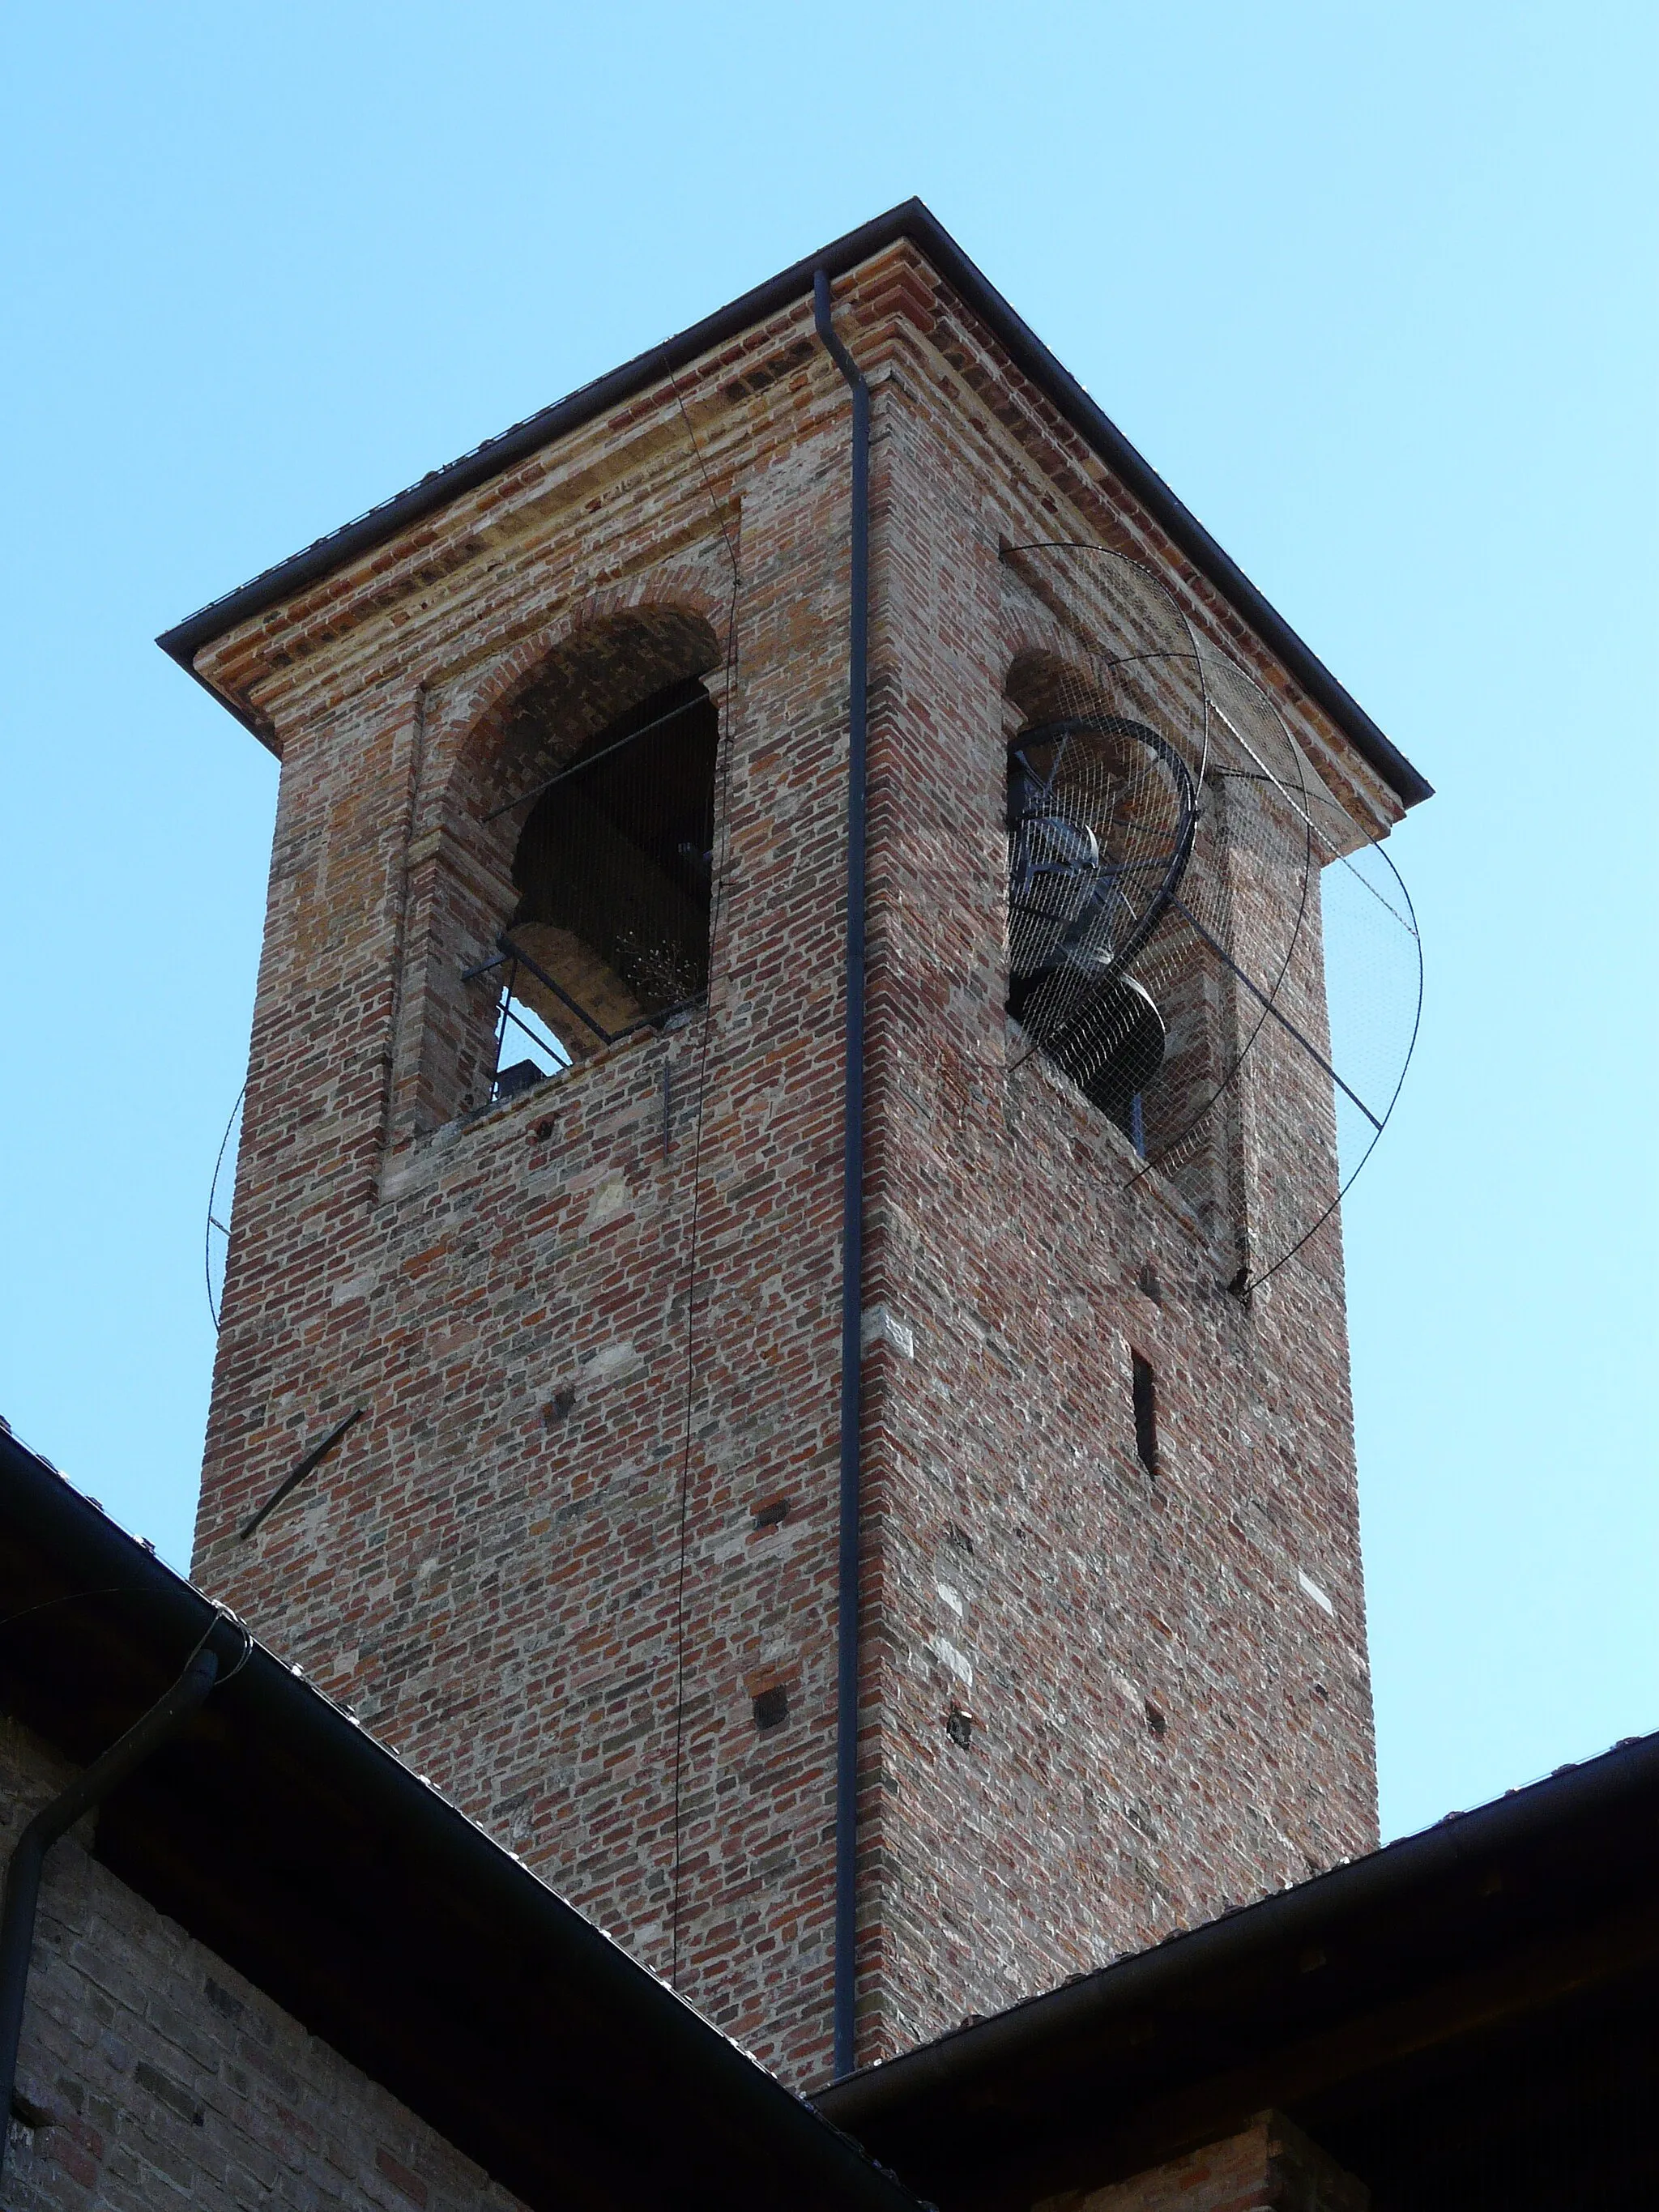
[585,1175,633,1231]
[579,1340,645,1387]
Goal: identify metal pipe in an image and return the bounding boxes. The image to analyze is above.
[237,1408,366,1542]
[0,1640,224,2166]
[814,266,869,2084]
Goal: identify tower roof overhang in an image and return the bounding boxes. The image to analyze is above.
[156,199,1431,810]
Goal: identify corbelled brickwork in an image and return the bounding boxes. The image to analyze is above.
[189,242,1401,2086]
[1,1723,518,2212]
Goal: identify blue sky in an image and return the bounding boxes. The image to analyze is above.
[1,2,1653,1841]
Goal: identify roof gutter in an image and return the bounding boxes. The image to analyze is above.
[156,199,1429,810]
[0,1431,927,2212]
[815,1729,1659,2135]
[0,1635,229,2172]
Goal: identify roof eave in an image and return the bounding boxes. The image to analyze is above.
[156,197,1431,809]
[0,1430,924,2212]
[814,1728,1659,2138]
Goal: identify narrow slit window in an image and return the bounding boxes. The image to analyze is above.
[1131,1352,1159,1475]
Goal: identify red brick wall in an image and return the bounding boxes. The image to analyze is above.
[842,341,1378,2056]
[1037,2112,1369,2211]
[1,1723,522,2212]
[191,247,1393,2086]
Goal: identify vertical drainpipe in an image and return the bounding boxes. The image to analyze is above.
[813,266,869,2084]
[0,1639,228,2171]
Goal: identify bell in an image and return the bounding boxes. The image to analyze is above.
[1057,973,1166,1132]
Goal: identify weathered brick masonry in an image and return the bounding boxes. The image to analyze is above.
[0,1721,520,2212]
[1034,2112,1369,2212]
[188,241,1403,2085]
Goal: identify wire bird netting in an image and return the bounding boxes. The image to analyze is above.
[1002,543,1421,1289]
[205,1084,244,1332]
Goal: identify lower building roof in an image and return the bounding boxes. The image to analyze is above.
[0,1425,926,2212]
[11,1413,1648,2212]
[817,1720,1659,2211]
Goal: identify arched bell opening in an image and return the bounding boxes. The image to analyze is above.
[501,672,720,1072]
[411,607,723,1126]
[1003,652,1197,1150]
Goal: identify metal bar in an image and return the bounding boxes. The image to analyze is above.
[495,957,518,1071]
[238,1409,365,1542]
[1168,896,1383,1132]
[493,934,620,1046]
[816,266,869,2085]
[471,933,697,1061]
[460,950,510,984]
[495,999,565,1061]
[203,1080,245,1337]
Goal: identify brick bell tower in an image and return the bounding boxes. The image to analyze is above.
[165,202,1428,2089]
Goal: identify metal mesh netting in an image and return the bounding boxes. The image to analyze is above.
[1003,544,1421,1289]
[1004,543,1209,1144]
[204,1084,243,1331]
[1008,701,1201,1127]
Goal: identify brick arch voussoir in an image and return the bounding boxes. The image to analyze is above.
[431,567,731,827]
[1001,637,1100,729]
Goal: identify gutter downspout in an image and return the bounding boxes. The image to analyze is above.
[814,266,869,2085]
[0,1639,226,2166]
